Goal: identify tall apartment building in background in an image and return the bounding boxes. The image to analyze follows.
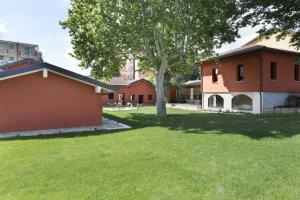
[0,40,40,66]
[119,58,138,80]
[119,57,154,80]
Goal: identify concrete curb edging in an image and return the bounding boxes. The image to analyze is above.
[0,118,131,139]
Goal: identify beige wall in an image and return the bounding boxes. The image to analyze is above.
[245,33,300,53]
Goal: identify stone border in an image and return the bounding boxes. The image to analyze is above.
[0,118,131,139]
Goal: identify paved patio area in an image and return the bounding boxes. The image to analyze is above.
[166,103,202,111]
[0,118,131,139]
[104,106,142,111]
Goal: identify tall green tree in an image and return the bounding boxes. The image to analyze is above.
[61,0,240,117]
[239,0,300,48]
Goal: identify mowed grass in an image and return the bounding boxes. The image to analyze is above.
[0,107,300,200]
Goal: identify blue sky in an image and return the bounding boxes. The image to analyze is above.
[0,0,89,75]
[0,0,259,76]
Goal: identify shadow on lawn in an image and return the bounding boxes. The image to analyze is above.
[2,112,300,141]
[105,112,300,139]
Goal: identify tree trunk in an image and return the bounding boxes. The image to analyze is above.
[156,59,167,117]
[156,73,166,117]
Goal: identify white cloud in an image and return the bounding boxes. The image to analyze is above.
[62,35,91,75]
[39,47,46,54]
[0,24,8,34]
[63,0,71,8]
[217,26,261,53]
[63,46,78,66]
[62,45,91,76]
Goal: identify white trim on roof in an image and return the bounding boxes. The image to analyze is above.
[43,68,48,78]
[0,69,43,81]
[95,86,102,93]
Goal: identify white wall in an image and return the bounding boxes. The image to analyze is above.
[203,92,300,114]
[203,92,261,114]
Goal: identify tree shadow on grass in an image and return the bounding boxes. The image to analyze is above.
[107,112,300,139]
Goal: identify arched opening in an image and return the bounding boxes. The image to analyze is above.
[208,95,224,108]
[232,94,253,110]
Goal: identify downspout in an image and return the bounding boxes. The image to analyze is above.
[16,43,19,60]
[133,56,135,79]
[259,50,263,114]
[200,63,204,110]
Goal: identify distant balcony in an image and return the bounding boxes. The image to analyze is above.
[21,52,36,58]
[0,49,8,55]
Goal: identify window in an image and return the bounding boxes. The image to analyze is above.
[24,47,30,55]
[9,56,14,62]
[148,95,152,100]
[208,95,224,108]
[270,62,277,80]
[108,93,114,100]
[8,44,15,50]
[0,55,3,60]
[295,65,300,81]
[232,94,253,110]
[237,64,244,81]
[0,43,3,50]
[212,68,218,83]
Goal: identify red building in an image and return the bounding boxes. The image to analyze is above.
[103,77,156,106]
[201,45,300,114]
[0,61,116,133]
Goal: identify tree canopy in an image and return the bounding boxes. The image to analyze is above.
[61,0,240,116]
[239,0,300,49]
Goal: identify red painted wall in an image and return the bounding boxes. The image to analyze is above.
[103,80,156,105]
[0,71,103,133]
[261,51,300,92]
[201,51,300,92]
[201,50,300,93]
[201,52,261,93]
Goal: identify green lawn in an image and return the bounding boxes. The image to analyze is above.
[0,107,300,200]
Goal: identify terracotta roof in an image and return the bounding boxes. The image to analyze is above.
[0,62,117,93]
[203,45,300,62]
[108,77,132,85]
[217,44,265,58]
[0,58,39,70]
[108,77,153,86]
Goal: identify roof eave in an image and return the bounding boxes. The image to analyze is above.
[0,62,118,93]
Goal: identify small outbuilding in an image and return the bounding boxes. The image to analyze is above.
[102,77,156,106]
[0,61,116,133]
[176,80,202,104]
